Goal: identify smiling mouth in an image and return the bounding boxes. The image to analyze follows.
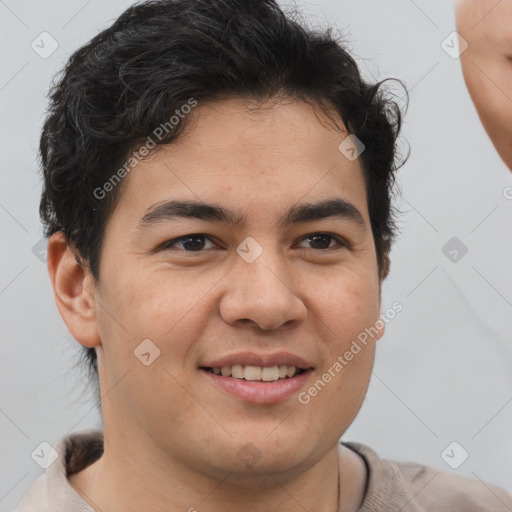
[199,365,307,382]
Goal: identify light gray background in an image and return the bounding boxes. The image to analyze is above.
[1,0,512,509]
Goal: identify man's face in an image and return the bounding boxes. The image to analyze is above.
[89,97,383,477]
[457,0,512,170]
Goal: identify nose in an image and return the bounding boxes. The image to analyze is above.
[219,246,307,331]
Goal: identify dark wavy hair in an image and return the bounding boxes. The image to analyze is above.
[39,0,406,395]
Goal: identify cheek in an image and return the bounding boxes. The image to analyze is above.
[99,267,206,335]
[299,330,375,441]
[93,271,174,374]
[94,270,210,428]
[300,269,379,430]
[311,267,380,337]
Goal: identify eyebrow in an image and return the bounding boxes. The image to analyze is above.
[137,197,366,231]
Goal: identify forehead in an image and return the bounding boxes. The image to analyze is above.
[112,97,369,226]
[174,96,347,163]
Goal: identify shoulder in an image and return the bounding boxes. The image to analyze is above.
[343,441,512,512]
[15,473,49,512]
[15,429,102,512]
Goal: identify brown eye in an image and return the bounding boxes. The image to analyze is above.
[296,233,345,250]
[162,234,215,251]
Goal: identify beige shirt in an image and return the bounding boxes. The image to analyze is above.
[15,429,512,511]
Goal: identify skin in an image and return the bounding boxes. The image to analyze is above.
[49,97,387,512]
[456,0,512,171]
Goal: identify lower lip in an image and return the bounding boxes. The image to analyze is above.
[200,369,313,404]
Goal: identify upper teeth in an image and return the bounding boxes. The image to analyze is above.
[210,365,300,381]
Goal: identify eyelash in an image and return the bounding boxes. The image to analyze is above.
[159,232,347,253]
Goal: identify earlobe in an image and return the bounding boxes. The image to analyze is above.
[375,319,385,342]
[47,232,101,348]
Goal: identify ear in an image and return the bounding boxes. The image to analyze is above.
[376,253,390,342]
[380,256,390,281]
[47,232,101,348]
[374,317,385,342]
[379,238,391,281]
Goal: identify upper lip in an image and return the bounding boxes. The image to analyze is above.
[200,352,314,370]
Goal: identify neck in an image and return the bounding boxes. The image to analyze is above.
[68,430,367,512]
